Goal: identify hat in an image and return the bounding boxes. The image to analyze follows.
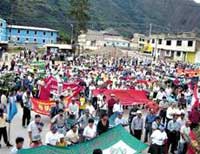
[136,110,142,114]
[111,93,115,97]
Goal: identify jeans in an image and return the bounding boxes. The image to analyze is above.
[178,142,187,154]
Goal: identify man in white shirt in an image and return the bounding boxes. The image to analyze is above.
[27,114,43,145]
[177,121,191,154]
[113,100,123,114]
[45,126,60,146]
[149,125,167,154]
[166,104,176,125]
[10,137,24,154]
[83,119,96,140]
[115,112,127,126]
[68,98,79,119]
[66,125,79,144]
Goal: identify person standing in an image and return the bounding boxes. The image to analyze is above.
[144,109,156,142]
[22,91,32,127]
[27,114,43,146]
[0,109,12,148]
[148,125,168,154]
[68,98,79,119]
[10,137,24,154]
[131,110,143,140]
[167,114,180,154]
[177,121,191,154]
[107,94,116,117]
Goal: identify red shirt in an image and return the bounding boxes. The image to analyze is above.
[189,109,200,124]
[107,98,116,108]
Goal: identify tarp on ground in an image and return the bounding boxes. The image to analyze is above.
[18,125,147,154]
[93,89,150,106]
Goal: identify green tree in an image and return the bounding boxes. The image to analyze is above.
[69,0,90,37]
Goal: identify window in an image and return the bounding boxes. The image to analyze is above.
[177,40,182,46]
[43,32,46,35]
[188,41,193,47]
[8,37,11,40]
[34,38,37,42]
[166,51,170,55]
[43,39,45,43]
[35,31,37,35]
[158,39,162,45]
[9,29,11,33]
[26,38,29,41]
[0,23,2,27]
[51,32,53,36]
[166,40,171,46]
[152,39,155,44]
[51,40,53,43]
[176,51,181,57]
[27,30,29,34]
[17,37,20,41]
[18,29,20,33]
[139,38,142,41]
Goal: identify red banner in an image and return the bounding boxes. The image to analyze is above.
[93,89,150,106]
[32,98,55,115]
[39,76,83,100]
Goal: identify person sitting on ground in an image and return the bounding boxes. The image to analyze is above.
[97,113,109,135]
[45,125,60,146]
[83,118,96,140]
[115,112,128,126]
[10,137,24,154]
[93,149,103,154]
[66,124,80,144]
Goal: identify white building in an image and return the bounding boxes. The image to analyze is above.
[131,33,148,51]
[78,29,130,51]
[149,32,200,64]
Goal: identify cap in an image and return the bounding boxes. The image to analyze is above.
[111,93,115,97]
[136,110,142,114]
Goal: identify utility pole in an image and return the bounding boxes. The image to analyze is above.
[149,23,152,38]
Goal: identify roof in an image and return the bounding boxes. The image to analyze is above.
[7,25,58,32]
[44,44,72,50]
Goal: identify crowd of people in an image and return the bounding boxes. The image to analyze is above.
[0,49,200,154]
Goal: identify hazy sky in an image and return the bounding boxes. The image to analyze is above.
[194,0,200,3]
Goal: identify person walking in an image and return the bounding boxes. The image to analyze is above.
[22,91,32,127]
[144,109,156,142]
[131,110,143,140]
[0,109,12,148]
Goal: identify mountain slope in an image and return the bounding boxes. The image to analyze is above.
[0,0,200,36]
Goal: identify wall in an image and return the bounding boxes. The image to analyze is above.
[7,28,57,45]
[0,19,7,41]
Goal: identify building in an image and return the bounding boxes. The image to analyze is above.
[131,33,148,51]
[78,29,130,51]
[0,18,58,45]
[149,32,200,64]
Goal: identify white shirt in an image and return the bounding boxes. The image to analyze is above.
[86,105,95,115]
[115,117,127,126]
[151,130,168,146]
[180,125,190,143]
[10,147,18,154]
[27,121,41,140]
[66,129,79,143]
[83,125,96,140]
[113,103,123,113]
[45,131,60,145]
[166,107,176,119]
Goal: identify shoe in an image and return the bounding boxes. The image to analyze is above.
[7,143,13,147]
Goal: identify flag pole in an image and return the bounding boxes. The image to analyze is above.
[8,122,11,141]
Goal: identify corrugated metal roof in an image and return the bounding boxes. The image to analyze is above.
[7,25,57,32]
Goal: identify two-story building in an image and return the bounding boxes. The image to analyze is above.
[0,18,58,46]
[149,33,200,64]
[78,29,130,51]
